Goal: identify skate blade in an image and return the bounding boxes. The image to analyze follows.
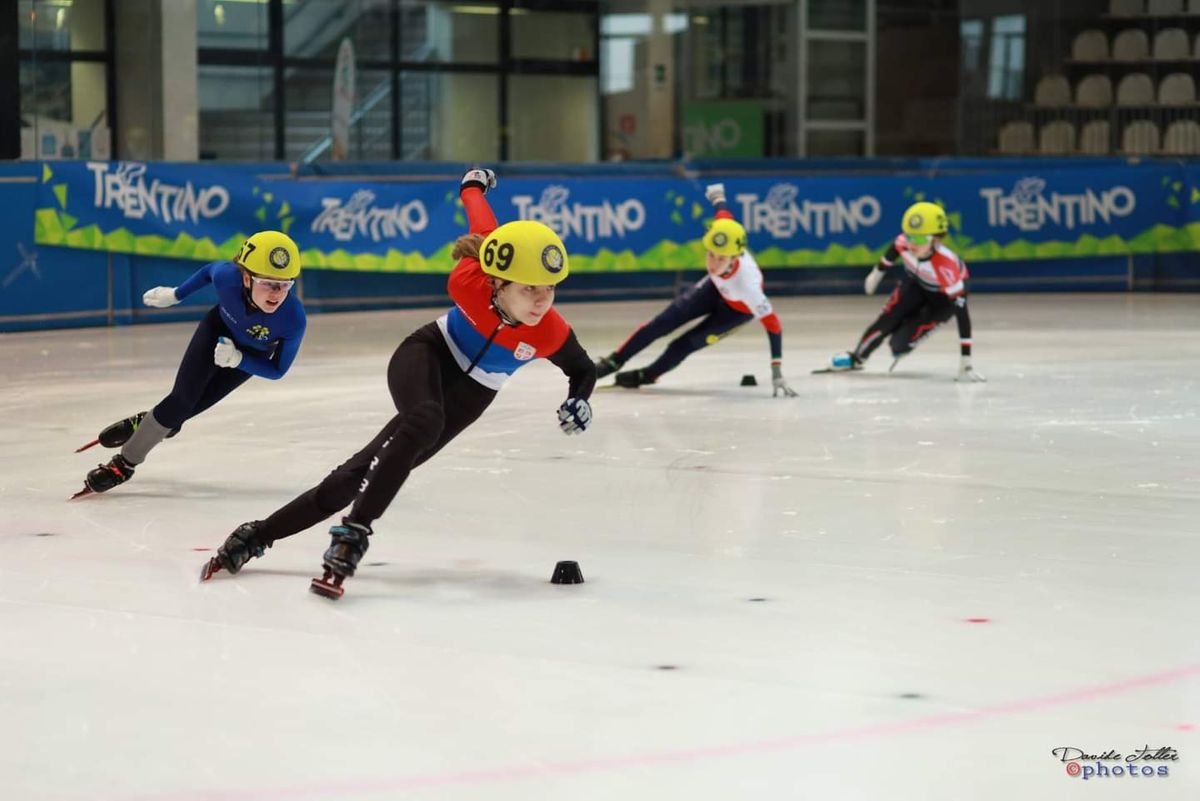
[310,576,344,599]
[200,558,223,582]
[811,366,863,374]
[69,485,95,500]
[74,439,101,453]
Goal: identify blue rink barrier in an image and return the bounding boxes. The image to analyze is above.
[0,157,1196,333]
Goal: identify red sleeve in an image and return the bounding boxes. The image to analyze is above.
[448,187,500,303]
[462,186,497,235]
[759,312,782,335]
[448,255,493,312]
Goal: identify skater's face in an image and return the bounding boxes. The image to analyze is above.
[705,251,735,276]
[906,234,938,260]
[493,279,555,326]
[243,271,294,313]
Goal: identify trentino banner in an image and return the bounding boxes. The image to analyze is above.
[32,160,1200,272]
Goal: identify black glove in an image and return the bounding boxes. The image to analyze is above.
[557,398,592,435]
[461,167,497,194]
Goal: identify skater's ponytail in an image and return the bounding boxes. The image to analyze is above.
[452,233,485,262]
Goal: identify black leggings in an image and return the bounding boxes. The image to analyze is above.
[260,323,497,541]
[152,306,253,430]
[854,278,956,360]
[616,279,752,379]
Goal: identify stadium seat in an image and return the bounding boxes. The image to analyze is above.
[1116,73,1155,104]
[1122,120,1161,153]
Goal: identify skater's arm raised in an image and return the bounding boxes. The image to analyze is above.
[705,183,737,222]
[449,170,500,299]
[461,168,498,236]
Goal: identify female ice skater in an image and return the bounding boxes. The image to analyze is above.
[592,183,797,397]
[73,231,307,498]
[200,168,597,599]
[822,201,985,382]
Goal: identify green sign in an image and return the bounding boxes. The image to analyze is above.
[682,101,764,158]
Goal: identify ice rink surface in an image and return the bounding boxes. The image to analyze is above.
[2,293,1198,800]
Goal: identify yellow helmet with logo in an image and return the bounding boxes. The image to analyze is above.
[235,230,301,280]
[479,220,569,286]
[702,217,747,257]
[901,202,948,241]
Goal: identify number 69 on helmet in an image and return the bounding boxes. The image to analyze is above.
[479,220,570,286]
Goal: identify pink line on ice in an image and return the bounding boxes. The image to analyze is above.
[137,662,1200,801]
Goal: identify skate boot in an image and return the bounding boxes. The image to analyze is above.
[72,454,136,499]
[613,368,655,389]
[814,351,863,374]
[200,521,271,581]
[310,519,372,600]
[594,353,625,379]
[76,412,147,452]
[76,412,179,453]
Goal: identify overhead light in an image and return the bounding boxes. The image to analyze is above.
[451,5,529,15]
[215,3,226,25]
[55,8,65,29]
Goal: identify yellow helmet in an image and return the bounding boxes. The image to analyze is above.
[235,230,301,280]
[901,202,948,241]
[702,218,747,257]
[479,220,569,286]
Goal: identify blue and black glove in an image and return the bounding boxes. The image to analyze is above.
[557,397,592,435]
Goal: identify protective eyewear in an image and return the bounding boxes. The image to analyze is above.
[250,275,295,293]
[906,234,933,246]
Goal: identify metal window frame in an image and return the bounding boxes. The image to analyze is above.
[797,0,875,156]
[196,0,601,162]
[12,0,118,159]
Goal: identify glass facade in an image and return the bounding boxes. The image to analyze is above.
[16,0,113,159]
[12,1,1173,163]
[195,0,599,161]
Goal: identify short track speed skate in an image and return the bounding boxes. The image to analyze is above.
[70,454,135,499]
[75,411,178,453]
[812,351,863,374]
[75,412,148,453]
[309,520,372,600]
[200,521,269,581]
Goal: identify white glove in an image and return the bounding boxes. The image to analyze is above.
[142,286,179,308]
[864,266,885,295]
[557,397,592,435]
[214,336,243,369]
[770,363,797,397]
[956,355,986,383]
[704,183,726,205]
[461,167,497,194]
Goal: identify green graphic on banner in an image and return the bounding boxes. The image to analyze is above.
[29,159,1200,272]
[32,205,1200,272]
[682,102,764,158]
